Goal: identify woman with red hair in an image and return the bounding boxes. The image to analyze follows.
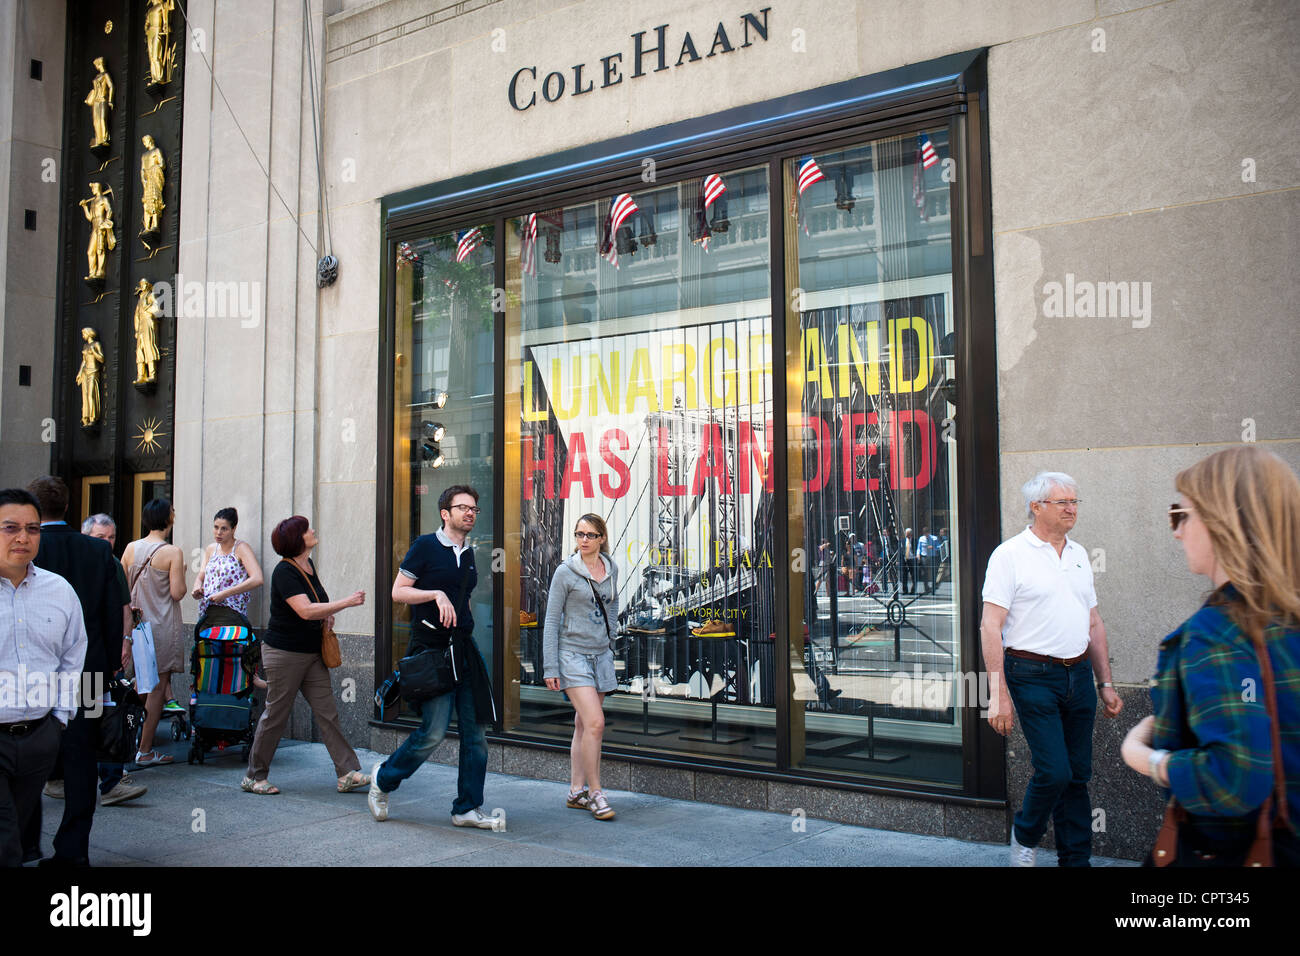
[242,516,369,795]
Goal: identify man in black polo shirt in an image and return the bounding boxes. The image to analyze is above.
[24,476,125,866]
[368,485,502,829]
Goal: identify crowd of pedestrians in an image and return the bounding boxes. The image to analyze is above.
[1,446,1296,867]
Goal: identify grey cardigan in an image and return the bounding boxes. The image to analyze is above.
[542,552,619,680]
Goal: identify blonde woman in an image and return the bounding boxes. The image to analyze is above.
[543,514,619,821]
[1122,447,1300,866]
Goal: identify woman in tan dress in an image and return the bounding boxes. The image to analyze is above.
[122,497,187,766]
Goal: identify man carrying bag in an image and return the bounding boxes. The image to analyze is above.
[367,485,502,830]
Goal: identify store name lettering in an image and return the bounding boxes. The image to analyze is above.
[521,318,937,423]
[507,8,772,112]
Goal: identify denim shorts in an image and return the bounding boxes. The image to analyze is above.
[559,648,617,693]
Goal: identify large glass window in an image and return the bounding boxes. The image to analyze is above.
[391,227,497,689]
[784,130,962,785]
[504,166,778,761]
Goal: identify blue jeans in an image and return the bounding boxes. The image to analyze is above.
[375,680,486,815]
[1004,655,1097,867]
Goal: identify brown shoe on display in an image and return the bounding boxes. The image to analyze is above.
[691,618,735,638]
[520,610,537,627]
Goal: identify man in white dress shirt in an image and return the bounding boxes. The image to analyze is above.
[0,488,87,867]
[980,472,1122,867]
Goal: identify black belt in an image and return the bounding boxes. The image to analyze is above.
[1006,648,1088,666]
[0,712,51,736]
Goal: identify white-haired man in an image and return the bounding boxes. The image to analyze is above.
[980,471,1122,866]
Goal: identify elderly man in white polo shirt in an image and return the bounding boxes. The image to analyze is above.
[980,472,1122,867]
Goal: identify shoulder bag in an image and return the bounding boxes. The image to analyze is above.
[289,559,342,668]
[1151,627,1294,867]
[398,556,473,702]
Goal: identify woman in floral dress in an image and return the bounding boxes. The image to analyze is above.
[193,507,264,619]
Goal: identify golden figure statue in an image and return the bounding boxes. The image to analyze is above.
[75,328,105,426]
[132,279,162,385]
[144,0,176,87]
[78,182,116,281]
[139,135,165,239]
[85,57,114,148]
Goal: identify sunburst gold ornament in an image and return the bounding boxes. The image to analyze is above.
[134,418,166,454]
[105,20,113,34]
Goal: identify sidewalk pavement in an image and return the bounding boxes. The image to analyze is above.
[36,740,1135,867]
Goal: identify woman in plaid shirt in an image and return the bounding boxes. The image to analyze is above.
[1122,446,1299,865]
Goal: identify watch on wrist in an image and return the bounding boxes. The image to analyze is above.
[1148,748,1169,784]
[1097,681,1114,689]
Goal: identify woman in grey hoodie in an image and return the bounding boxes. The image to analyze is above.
[543,513,619,820]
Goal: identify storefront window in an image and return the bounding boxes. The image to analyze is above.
[391,227,497,688]
[504,166,778,761]
[784,130,963,785]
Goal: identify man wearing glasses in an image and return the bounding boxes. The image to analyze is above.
[0,489,87,867]
[980,471,1122,867]
[369,485,502,829]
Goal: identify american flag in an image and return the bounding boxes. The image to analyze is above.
[519,213,538,277]
[703,173,726,208]
[797,157,824,195]
[913,137,929,222]
[919,136,938,169]
[455,227,483,263]
[601,193,639,268]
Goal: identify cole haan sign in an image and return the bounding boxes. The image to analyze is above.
[508,7,773,111]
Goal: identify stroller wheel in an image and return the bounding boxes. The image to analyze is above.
[171,721,181,741]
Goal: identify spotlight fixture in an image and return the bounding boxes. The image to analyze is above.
[430,390,448,409]
[420,440,444,468]
[423,421,446,442]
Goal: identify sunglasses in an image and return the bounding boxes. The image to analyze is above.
[1168,503,1192,532]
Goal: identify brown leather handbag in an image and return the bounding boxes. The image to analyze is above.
[290,560,342,669]
[1153,630,1291,867]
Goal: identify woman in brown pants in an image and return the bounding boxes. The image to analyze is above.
[242,516,369,795]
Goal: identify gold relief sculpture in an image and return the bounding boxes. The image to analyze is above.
[144,0,176,87]
[139,135,165,242]
[75,328,105,426]
[132,279,161,385]
[85,57,114,148]
[79,182,116,281]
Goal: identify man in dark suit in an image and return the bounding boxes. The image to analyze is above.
[25,476,127,866]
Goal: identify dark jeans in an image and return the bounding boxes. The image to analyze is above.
[0,714,62,867]
[98,764,124,794]
[1005,655,1097,867]
[375,679,487,815]
[51,709,101,864]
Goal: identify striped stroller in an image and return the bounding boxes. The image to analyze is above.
[187,605,260,764]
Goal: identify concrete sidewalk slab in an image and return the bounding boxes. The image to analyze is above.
[33,741,1135,867]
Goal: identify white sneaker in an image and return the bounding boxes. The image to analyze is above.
[1009,829,1037,867]
[451,806,502,830]
[367,760,388,822]
[100,776,147,806]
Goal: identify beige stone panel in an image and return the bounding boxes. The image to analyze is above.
[317,329,379,484]
[260,408,298,538]
[0,289,55,454]
[996,189,1300,453]
[989,0,1300,231]
[213,0,282,47]
[205,28,275,238]
[323,0,573,87]
[856,0,1093,77]
[171,418,203,600]
[1098,0,1165,14]
[444,1,844,174]
[292,407,318,517]
[15,0,65,149]
[190,225,272,422]
[172,303,207,426]
[996,440,1300,680]
[267,3,309,216]
[317,201,381,337]
[179,0,215,245]
[323,49,454,209]
[6,141,61,298]
[313,478,377,636]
